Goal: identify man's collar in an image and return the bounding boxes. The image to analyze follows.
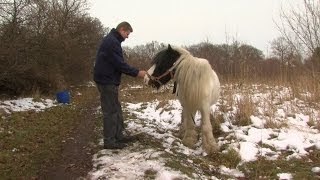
[111,28,125,42]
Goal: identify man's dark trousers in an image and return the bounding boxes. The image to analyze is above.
[97,84,124,146]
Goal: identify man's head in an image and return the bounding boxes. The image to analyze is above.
[116,21,133,40]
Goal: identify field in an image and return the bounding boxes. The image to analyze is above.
[1,79,320,179]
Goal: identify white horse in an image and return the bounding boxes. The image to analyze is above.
[144,45,221,154]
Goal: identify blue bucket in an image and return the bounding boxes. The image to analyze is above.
[56,90,70,104]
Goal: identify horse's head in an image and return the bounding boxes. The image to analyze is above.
[144,45,181,89]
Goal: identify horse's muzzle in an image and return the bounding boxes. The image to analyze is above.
[144,75,159,89]
[144,74,151,85]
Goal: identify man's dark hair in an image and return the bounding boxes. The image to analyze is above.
[116,21,133,32]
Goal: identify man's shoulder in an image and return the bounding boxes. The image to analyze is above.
[104,33,120,47]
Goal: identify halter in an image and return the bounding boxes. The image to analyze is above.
[147,57,184,86]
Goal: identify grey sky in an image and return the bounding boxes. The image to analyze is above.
[88,0,303,55]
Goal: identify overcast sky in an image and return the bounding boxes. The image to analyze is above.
[88,0,303,55]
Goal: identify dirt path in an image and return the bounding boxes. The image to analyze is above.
[38,90,100,180]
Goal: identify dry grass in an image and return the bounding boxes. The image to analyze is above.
[120,83,175,104]
[233,94,255,126]
[220,84,264,126]
[210,112,224,137]
[287,74,320,103]
[1,70,320,179]
[112,75,320,179]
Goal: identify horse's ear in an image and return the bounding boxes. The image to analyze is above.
[168,44,172,50]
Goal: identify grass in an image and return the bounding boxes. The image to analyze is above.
[121,81,320,179]
[0,106,79,178]
[0,86,100,179]
[233,94,255,126]
[219,148,242,168]
[238,154,320,179]
[2,78,320,179]
[144,168,158,179]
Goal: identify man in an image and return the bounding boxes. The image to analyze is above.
[94,22,147,149]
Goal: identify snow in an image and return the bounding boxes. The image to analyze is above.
[87,84,320,179]
[312,167,320,173]
[88,147,188,180]
[0,98,56,114]
[239,142,258,161]
[2,84,320,179]
[219,165,245,178]
[277,173,293,180]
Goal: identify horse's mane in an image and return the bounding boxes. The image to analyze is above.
[151,46,190,65]
[171,46,191,55]
[173,47,214,113]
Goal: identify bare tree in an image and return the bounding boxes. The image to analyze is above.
[277,0,320,55]
[0,0,106,95]
[0,0,29,25]
[270,36,300,64]
[0,0,33,94]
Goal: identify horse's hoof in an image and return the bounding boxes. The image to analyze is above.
[182,137,197,149]
[203,144,219,155]
[178,131,185,139]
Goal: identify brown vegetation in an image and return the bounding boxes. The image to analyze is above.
[0,0,105,95]
[0,0,319,98]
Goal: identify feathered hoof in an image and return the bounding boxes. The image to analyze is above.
[182,137,197,149]
[178,130,185,139]
[203,143,219,155]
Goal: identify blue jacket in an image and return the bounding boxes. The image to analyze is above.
[93,28,139,85]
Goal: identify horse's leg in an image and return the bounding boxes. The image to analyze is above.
[182,108,197,149]
[200,107,219,154]
[179,109,186,139]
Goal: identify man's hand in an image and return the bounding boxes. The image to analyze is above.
[137,70,147,78]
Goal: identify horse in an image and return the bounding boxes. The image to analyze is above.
[144,45,221,154]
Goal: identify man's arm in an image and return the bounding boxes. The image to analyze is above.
[109,45,139,77]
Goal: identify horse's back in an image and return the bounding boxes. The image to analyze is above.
[196,58,220,106]
[177,56,220,110]
[209,67,220,105]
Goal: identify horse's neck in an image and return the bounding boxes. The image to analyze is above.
[174,55,212,93]
[174,55,201,112]
[174,55,196,79]
[173,54,198,93]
